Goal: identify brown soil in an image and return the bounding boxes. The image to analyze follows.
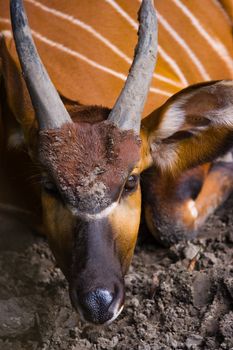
[0,195,232,350]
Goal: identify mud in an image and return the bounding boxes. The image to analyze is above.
[0,195,232,350]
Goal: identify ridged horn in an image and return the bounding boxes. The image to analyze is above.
[10,0,72,129]
[108,0,157,134]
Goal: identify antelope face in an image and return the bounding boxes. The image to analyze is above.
[11,0,157,324]
[39,119,141,324]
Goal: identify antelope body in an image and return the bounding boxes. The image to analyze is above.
[0,0,233,325]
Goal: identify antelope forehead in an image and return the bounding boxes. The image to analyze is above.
[38,121,141,169]
[38,120,141,213]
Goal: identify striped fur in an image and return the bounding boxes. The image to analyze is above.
[0,0,232,116]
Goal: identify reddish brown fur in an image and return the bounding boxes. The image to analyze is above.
[39,120,141,213]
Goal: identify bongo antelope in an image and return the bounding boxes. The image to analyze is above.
[0,0,233,324]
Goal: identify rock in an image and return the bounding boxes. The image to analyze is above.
[203,252,218,264]
[226,230,233,243]
[184,243,201,260]
[71,339,92,350]
[131,297,140,308]
[224,277,233,299]
[192,272,212,308]
[185,334,203,348]
[220,312,233,340]
[0,298,35,338]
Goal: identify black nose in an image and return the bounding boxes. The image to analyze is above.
[79,289,114,324]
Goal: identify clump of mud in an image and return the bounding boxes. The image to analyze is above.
[0,196,233,350]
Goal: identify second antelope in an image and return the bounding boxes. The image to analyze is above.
[1,0,233,325]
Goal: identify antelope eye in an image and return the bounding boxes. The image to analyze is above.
[124,174,139,193]
[42,178,59,196]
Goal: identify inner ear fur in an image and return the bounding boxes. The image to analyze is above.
[141,80,233,174]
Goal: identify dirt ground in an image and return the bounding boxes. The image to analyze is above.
[0,194,232,350]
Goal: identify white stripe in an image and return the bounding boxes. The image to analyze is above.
[150,86,171,96]
[0,23,125,80]
[212,0,232,25]
[172,0,233,73]
[104,0,138,29]
[1,17,122,83]
[104,0,186,86]
[31,30,171,96]
[155,70,183,88]
[31,30,127,80]
[26,0,181,88]
[0,18,10,25]
[26,1,132,64]
[0,29,11,38]
[0,19,11,40]
[157,12,210,80]
[0,21,170,97]
[158,45,188,86]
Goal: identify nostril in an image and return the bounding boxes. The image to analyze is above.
[79,289,114,324]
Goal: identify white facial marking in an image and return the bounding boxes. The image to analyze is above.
[69,201,118,221]
[106,304,124,325]
[76,299,124,325]
[216,151,233,163]
[187,200,198,219]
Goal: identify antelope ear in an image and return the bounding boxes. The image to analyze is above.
[0,32,36,144]
[142,80,233,174]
